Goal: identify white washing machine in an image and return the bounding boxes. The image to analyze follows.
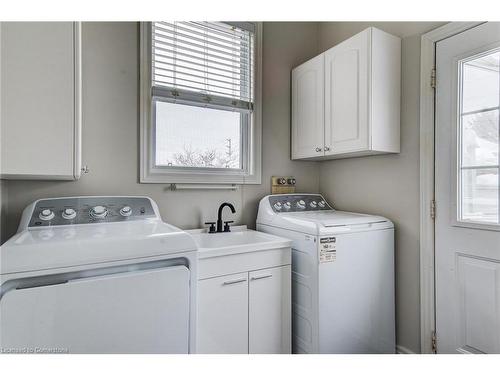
[257,194,395,354]
[0,196,197,354]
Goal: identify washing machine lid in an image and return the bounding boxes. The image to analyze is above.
[284,211,389,227]
[0,220,197,275]
[262,210,392,235]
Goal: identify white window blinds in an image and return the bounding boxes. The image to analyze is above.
[152,22,255,112]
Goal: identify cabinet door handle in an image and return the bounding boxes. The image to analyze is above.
[222,278,247,285]
[250,274,272,281]
[315,147,322,152]
[324,146,330,152]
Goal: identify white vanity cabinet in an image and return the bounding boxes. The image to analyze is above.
[194,230,291,354]
[0,22,82,180]
[291,27,401,160]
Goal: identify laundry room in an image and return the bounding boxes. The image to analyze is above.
[1,1,500,372]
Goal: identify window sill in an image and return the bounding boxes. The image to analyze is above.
[140,167,261,185]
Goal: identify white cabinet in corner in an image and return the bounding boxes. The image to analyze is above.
[291,27,401,160]
[0,22,82,180]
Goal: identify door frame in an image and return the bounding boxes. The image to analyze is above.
[419,21,485,354]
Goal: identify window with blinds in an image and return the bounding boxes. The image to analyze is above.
[140,21,261,183]
[152,22,255,112]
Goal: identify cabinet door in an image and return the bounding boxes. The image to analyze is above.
[324,28,370,155]
[249,265,291,354]
[197,273,249,353]
[291,54,324,159]
[0,22,81,180]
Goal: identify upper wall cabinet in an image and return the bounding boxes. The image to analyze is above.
[1,22,82,180]
[291,27,401,160]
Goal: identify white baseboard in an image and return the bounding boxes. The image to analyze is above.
[396,345,417,354]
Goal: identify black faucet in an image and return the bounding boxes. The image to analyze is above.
[216,202,235,233]
[204,202,236,233]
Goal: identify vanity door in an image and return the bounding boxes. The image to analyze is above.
[197,272,249,353]
[248,265,291,354]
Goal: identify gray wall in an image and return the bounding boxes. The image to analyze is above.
[317,22,444,353]
[2,22,320,239]
[1,21,448,354]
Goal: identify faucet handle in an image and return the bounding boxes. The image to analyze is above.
[223,220,234,232]
[204,222,216,234]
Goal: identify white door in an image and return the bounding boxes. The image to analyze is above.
[0,266,190,353]
[248,265,291,354]
[435,22,500,354]
[324,29,370,155]
[291,54,325,159]
[197,273,248,353]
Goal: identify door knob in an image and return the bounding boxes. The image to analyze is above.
[324,146,331,152]
[315,147,322,152]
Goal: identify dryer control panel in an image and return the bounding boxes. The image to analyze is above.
[27,197,157,228]
[268,194,333,213]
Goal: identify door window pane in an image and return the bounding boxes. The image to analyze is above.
[461,168,499,224]
[461,110,499,167]
[458,49,500,225]
[154,101,243,169]
[462,51,499,113]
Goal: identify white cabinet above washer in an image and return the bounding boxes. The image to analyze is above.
[291,27,401,160]
[0,22,82,180]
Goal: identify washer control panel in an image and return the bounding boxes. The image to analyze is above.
[28,197,156,228]
[268,194,332,213]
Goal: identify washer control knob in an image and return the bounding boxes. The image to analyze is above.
[273,202,283,211]
[296,200,306,210]
[39,209,55,221]
[283,202,292,210]
[90,205,108,219]
[62,208,77,220]
[310,201,318,208]
[120,206,132,217]
[318,200,326,208]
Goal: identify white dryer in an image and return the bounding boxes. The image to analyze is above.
[0,196,197,354]
[257,194,395,354]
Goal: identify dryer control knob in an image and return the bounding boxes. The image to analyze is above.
[62,208,77,220]
[296,200,306,210]
[120,206,132,217]
[273,202,283,211]
[283,202,291,210]
[39,209,55,221]
[310,201,318,208]
[318,200,326,208]
[90,205,108,219]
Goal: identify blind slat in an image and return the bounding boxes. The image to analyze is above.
[153,44,248,71]
[155,61,246,84]
[153,35,249,66]
[155,22,251,51]
[152,21,254,110]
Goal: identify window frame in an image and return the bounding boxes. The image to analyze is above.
[451,46,500,231]
[139,22,262,184]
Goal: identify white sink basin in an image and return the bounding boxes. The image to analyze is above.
[188,227,291,258]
